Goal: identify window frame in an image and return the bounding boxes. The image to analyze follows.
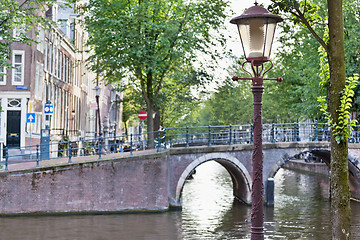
[0,66,6,85]
[12,50,25,85]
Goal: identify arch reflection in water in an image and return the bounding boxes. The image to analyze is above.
[181,161,252,240]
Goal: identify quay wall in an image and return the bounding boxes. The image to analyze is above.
[284,160,329,176]
[0,152,169,215]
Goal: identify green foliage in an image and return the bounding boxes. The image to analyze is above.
[266,21,326,121]
[318,75,359,144]
[117,83,145,134]
[0,0,71,67]
[80,0,230,131]
[159,68,207,127]
[178,78,253,126]
[268,0,360,121]
[318,45,329,89]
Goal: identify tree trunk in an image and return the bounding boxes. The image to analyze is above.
[327,0,351,238]
[146,104,154,148]
[153,109,161,140]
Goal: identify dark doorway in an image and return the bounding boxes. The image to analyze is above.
[7,110,21,147]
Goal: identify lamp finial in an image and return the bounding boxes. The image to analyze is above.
[255,0,258,5]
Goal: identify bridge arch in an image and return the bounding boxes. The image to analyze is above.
[310,149,360,200]
[267,153,293,179]
[175,153,252,205]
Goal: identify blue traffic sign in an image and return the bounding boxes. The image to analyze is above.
[26,113,35,123]
[44,103,54,115]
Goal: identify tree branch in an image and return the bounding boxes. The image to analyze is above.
[292,8,328,51]
[0,0,33,27]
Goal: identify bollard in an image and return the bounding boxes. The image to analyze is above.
[266,178,275,206]
[36,145,40,168]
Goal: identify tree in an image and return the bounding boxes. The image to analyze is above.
[270,0,352,238]
[116,83,145,136]
[266,21,327,121]
[158,68,211,127]
[81,0,230,142]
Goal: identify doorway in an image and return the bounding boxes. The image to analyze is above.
[6,110,21,147]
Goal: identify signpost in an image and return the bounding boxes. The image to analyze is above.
[138,110,147,150]
[42,101,53,160]
[27,113,35,159]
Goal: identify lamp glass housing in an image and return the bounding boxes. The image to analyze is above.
[237,17,278,62]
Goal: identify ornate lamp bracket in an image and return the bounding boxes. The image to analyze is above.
[232,60,283,83]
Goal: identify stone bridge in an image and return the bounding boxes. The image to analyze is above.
[168,142,360,207]
[0,142,359,215]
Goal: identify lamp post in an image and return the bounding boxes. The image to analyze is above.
[230,2,282,240]
[93,85,102,139]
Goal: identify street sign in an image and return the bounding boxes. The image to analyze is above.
[138,110,147,120]
[44,103,54,115]
[26,113,35,123]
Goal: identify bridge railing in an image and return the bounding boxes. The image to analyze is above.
[0,122,352,170]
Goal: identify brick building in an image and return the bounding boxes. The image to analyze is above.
[0,1,122,151]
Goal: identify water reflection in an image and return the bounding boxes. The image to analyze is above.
[0,213,183,240]
[0,162,358,239]
[181,161,251,239]
[268,168,332,239]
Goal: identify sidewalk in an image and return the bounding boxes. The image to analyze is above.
[1,149,158,172]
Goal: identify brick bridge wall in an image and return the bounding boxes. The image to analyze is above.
[0,153,170,215]
[0,142,359,215]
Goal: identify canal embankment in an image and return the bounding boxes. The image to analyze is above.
[284,160,329,176]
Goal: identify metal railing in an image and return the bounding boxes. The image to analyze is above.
[1,122,359,170]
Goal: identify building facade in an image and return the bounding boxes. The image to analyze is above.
[0,1,122,151]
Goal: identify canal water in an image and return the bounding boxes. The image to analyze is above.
[0,162,359,239]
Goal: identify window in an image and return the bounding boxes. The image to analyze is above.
[49,43,53,74]
[0,66,6,85]
[13,26,26,39]
[12,51,25,85]
[35,62,44,99]
[44,39,48,71]
[65,57,69,82]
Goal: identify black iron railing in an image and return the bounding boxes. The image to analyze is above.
[1,122,358,170]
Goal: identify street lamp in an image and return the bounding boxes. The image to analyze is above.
[93,85,102,139]
[230,2,282,240]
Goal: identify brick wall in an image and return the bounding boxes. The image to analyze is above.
[0,154,169,215]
